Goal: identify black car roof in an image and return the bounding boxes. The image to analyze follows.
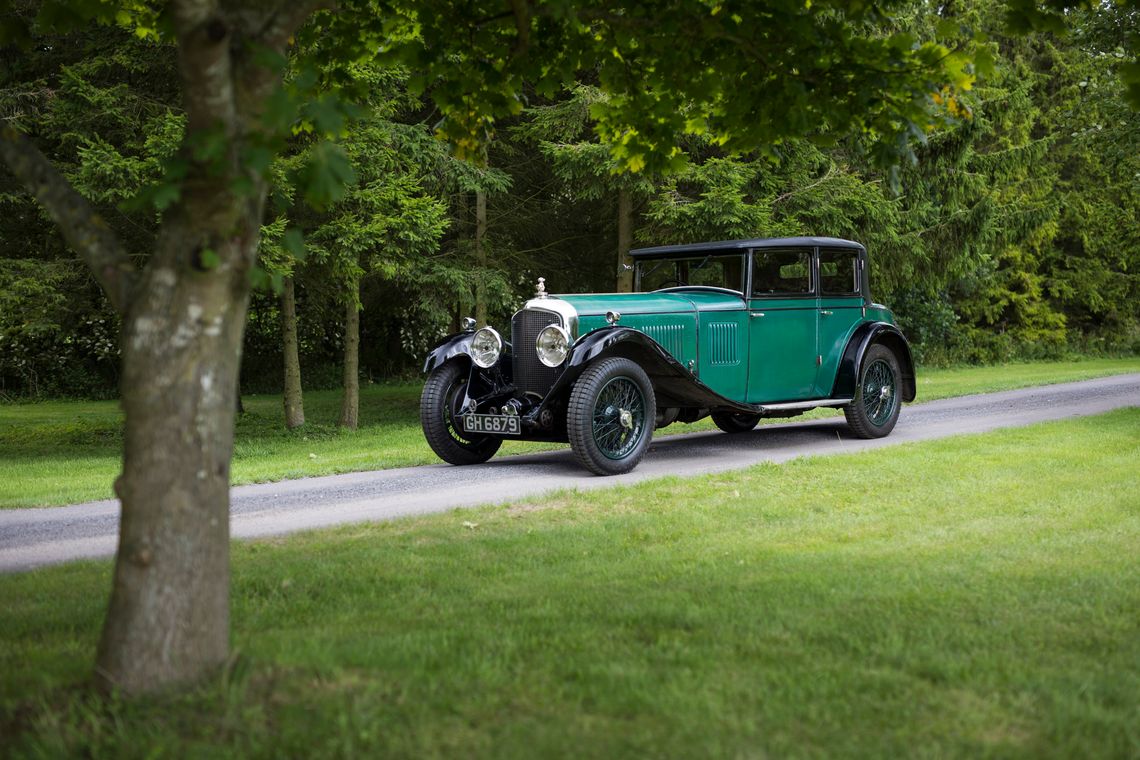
[629,236,865,258]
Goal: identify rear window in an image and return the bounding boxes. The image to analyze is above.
[751,248,811,296]
[819,247,861,296]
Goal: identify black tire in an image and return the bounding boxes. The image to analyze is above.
[567,358,656,476]
[844,344,902,439]
[711,412,761,434]
[420,361,502,465]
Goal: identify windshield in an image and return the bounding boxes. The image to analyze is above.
[636,253,745,292]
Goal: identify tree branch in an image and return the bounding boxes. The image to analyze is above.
[508,0,530,57]
[772,163,839,205]
[0,126,136,314]
[171,0,237,135]
[255,0,336,52]
[232,0,335,129]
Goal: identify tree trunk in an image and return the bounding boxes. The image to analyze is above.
[95,212,256,694]
[339,282,360,430]
[616,187,634,292]
[3,0,326,696]
[475,188,488,326]
[281,275,305,429]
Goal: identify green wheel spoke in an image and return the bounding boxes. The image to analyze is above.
[861,359,897,426]
[591,376,646,459]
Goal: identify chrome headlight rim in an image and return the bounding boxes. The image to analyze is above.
[469,326,503,369]
[535,324,570,368]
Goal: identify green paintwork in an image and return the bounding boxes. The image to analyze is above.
[552,249,900,406]
[815,295,864,397]
[559,292,700,318]
[561,291,748,398]
[865,305,895,322]
[745,296,818,402]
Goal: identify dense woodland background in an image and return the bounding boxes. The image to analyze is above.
[2,0,1137,400]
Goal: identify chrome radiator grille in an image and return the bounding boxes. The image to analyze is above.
[512,309,563,396]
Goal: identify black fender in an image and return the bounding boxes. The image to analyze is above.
[423,332,475,374]
[539,327,756,414]
[422,333,517,426]
[424,332,515,374]
[831,322,917,402]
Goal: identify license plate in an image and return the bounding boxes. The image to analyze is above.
[462,414,521,435]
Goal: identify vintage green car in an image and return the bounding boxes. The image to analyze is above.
[421,237,916,475]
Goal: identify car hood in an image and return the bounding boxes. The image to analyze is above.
[554,290,745,316]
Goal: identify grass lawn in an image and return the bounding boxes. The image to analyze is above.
[2,409,1138,757]
[1,356,1138,508]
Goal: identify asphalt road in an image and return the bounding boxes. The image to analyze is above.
[2,373,1137,573]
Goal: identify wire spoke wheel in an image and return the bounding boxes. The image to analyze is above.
[591,377,646,459]
[844,344,902,439]
[568,357,656,475]
[861,358,897,426]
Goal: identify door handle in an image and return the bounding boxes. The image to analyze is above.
[750,311,765,318]
[820,310,834,316]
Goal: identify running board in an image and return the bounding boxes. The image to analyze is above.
[758,398,852,412]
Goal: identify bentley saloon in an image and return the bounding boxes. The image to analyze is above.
[421,237,916,475]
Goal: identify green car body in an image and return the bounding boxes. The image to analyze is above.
[421,237,916,475]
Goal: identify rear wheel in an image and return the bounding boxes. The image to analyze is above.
[567,358,656,475]
[420,361,502,465]
[711,412,761,434]
[844,344,902,438]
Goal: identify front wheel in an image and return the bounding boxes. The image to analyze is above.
[844,344,902,438]
[711,412,761,434]
[421,361,502,465]
[567,358,656,476]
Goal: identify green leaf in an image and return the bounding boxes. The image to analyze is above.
[151,183,181,211]
[262,86,298,135]
[935,18,959,39]
[248,264,273,291]
[198,248,220,270]
[974,47,996,79]
[244,145,274,176]
[305,96,348,137]
[230,175,255,197]
[282,228,306,261]
[297,141,357,209]
[251,45,289,75]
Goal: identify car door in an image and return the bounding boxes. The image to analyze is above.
[746,247,819,403]
[814,246,865,397]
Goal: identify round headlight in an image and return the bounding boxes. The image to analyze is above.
[536,324,570,368]
[469,327,502,369]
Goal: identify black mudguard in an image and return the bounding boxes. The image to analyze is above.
[538,327,757,414]
[831,322,917,402]
[423,333,476,374]
[422,334,529,434]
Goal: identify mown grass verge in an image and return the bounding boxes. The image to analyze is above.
[2,409,1138,757]
[1,356,1138,508]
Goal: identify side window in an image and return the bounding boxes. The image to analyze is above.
[751,248,812,296]
[819,248,860,296]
